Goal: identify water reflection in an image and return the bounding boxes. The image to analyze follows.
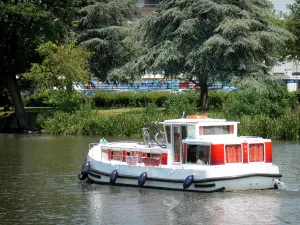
[85,184,290,225]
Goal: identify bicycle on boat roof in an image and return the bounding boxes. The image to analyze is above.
[142,120,167,148]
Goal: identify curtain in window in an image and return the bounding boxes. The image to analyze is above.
[249,144,264,162]
[226,145,242,163]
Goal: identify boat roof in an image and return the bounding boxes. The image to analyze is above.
[162,118,239,125]
[183,136,271,145]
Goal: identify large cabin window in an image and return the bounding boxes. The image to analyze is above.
[182,126,187,139]
[225,145,242,163]
[142,153,161,167]
[111,150,122,160]
[249,144,264,162]
[173,127,181,162]
[200,126,234,135]
[186,145,210,165]
[165,126,171,144]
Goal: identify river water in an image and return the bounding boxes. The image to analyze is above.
[0,134,299,225]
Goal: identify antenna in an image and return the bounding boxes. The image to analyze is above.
[182,111,185,119]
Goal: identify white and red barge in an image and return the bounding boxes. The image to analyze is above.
[78,116,282,192]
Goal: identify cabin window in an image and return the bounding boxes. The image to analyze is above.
[165,126,171,144]
[173,127,181,162]
[186,145,210,165]
[225,145,242,163]
[182,126,187,139]
[200,126,233,135]
[111,150,122,160]
[142,153,161,167]
[249,144,264,162]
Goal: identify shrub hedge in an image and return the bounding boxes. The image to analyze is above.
[23,90,300,110]
[23,92,53,107]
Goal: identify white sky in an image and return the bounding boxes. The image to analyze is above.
[271,0,295,12]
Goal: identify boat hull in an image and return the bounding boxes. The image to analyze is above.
[87,166,281,192]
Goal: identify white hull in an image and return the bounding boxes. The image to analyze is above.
[86,160,281,192]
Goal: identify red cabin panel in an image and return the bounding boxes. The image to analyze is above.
[265,142,272,163]
[242,143,248,164]
[161,153,168,165]
[138,151,143,163]
[122,150,127,162]
[107,149,111,160]
[210,144,225,165]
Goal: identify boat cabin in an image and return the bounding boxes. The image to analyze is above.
[98,117,273,167]
[162,117,272,166]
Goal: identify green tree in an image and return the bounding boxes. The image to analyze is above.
[77,0,139,81]
[24,42,91,112]
[284,0,300,60]
[123,0,292,110]
[0,0,76,129]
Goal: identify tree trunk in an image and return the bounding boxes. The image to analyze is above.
[6,75,30,130]
[199,76,209,111]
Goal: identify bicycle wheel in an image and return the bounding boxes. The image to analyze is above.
[142,129,152,147]
[155,132,167,148]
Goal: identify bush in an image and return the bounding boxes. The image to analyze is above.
[224,83,297,118]
[165,92,197,116]
[237,112,300,140]
[23,92,52,107]
[293,90,300,105]
[93,91,172,108]
[208,91,229,110]
[38,104,177,136]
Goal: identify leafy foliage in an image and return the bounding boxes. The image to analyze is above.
[225,77,299,118]
[0,0,78,128]
[77,0,139,81]
[283,0,300,60]
[119,0,293,109]
[24,42,91,112]
[24,42,91,91]
[0,1,76,79]
[165,93,197,116]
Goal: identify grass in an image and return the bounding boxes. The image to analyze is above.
[95,107,143,115]
[2,106,300,140]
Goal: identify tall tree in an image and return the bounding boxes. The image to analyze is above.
[123,0,292,110]
[0,0,76,129]
[77,0,139,81]
[284,0,300,61]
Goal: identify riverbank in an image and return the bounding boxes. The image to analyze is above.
[13,106,299,140]
[2,105,300,140]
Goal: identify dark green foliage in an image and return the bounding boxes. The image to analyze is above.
[238,113,300,140]
[92,91,172,108]
[165,93,197,116]
[37,105,176,136]
[37,103,300,140]
[283,0,300,60]
[224,82,299,118]
[77,0,139,81]
[294,90,300,104]
[120,0,293,110]
[49,90,86,113]
[0,1,76,80]
[0,0,77,129]
[208,91,229,111]
[23,92,53,107]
